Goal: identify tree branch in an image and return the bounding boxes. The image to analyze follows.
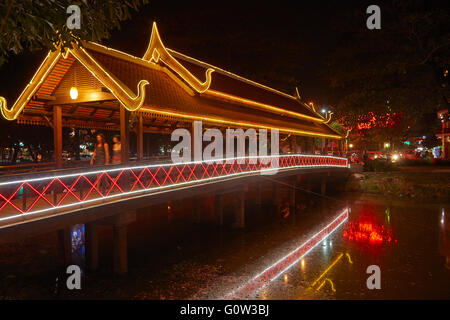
[414,41,450,66]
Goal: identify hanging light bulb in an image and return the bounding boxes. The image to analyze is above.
[70,87,78,100]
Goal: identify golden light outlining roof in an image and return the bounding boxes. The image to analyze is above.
[204,90,326,123]
[345,128,352,139]
[69,42,149,111]
[143,22,214,93]
[0,22,342,139]
[165,48,330,123]
[324,112,333,124]
[0,49,61,120]
[295,87,302,101]
[136,104,341,138]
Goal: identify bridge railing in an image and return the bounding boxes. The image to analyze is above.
[0,154,348,225]
[0,155,172,176]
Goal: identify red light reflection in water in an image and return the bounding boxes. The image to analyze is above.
[224,208,349,298]
[343,205,396,245]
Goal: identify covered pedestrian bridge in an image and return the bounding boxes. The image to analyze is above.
[0,23,348,274]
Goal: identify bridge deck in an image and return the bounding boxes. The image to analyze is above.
[0,154,348,243]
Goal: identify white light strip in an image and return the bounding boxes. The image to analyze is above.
[223,208,349,299]
[0,162,347,223]
[0,154,347,186]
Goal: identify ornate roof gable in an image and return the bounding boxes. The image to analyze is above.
[142,22,214,94]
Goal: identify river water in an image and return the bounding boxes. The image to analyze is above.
[182,194,450,300]
[119,191,450,300]
[0,191,449,299]
[222,195,450,299]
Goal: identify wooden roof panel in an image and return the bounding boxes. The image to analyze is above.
[169,50,320,119]
[87,49,338,137]
[8,29,340,138]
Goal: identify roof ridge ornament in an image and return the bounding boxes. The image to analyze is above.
[295,86,319,114]
[143,22,214,93]
[345,128,352,139]
[69,42,149,112]
[294,87,302,101]
[324,112,333,124]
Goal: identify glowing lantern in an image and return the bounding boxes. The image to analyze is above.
[70,87,78,100]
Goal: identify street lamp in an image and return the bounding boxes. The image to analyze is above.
[384,142,390,149]
[349,143,354,148]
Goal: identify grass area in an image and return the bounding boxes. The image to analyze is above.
[346,168,450,200]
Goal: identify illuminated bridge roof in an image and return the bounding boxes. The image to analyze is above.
[0,23,341,139]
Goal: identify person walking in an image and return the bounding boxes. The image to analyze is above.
[111,135,121,165]
[90,133,110,194]
[90,133,110,166]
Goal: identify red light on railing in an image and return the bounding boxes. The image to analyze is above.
[0,154,348,223]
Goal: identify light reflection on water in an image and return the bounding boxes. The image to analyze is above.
[217,196,450,300]
[223,208,349,299]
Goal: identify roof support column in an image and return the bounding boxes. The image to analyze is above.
[120,104,129,164]
[310,137,316,154]
[146,134,151,158]
[190,121,202,162]
[137,112,144,161]
[53,105,63,169]
[289,135,297,153]
[321,138,327,155]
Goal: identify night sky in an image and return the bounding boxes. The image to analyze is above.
[0,0,376,106]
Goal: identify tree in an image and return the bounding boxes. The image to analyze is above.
[0,0,148,66]
[326,0,449,128]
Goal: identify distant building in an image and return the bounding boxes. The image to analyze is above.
[437,109,449,159]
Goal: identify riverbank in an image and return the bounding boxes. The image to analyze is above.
[345,166,450,200]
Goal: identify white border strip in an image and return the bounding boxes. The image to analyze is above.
[0,162,347,223]
[0,154,347,186]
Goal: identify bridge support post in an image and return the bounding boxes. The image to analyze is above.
[321,176,327,196]
[113,224,127,275]
[306,176,312,193]
[86,222,99,271]
[215,193,224,226]
[194,196,201,224]
[273,181,281,214]
[255,182,262,207]
[234,186,246,228]
[58,227,71,266]
[290,177,296,213]
[101,211,136,275]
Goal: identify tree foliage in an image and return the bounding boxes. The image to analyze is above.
[326,0,449,128]
[0,0,148,66]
